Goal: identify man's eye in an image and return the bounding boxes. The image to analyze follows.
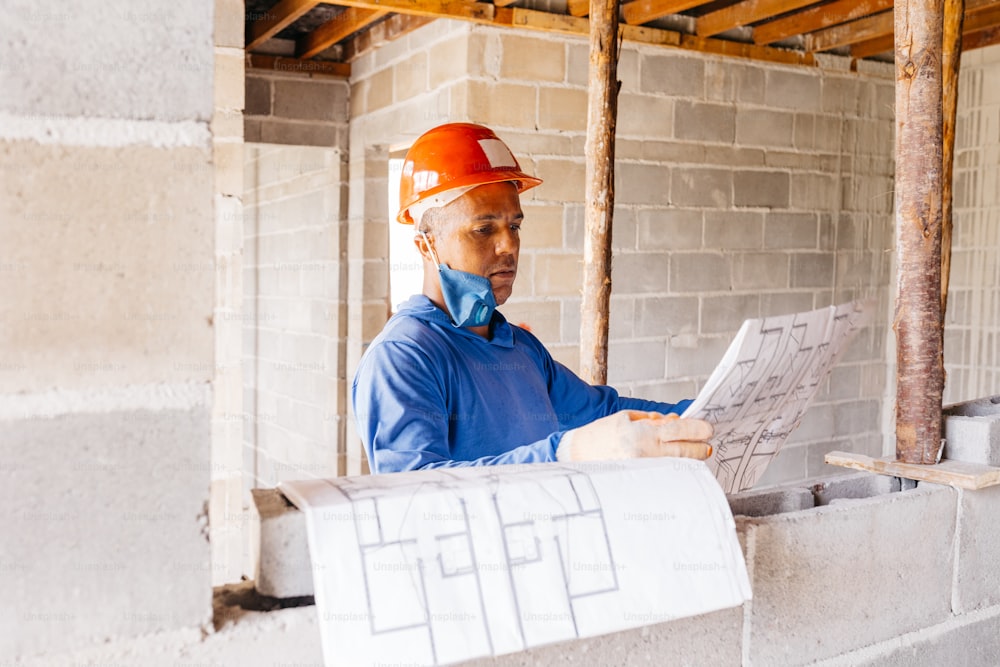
[510,225,521,233]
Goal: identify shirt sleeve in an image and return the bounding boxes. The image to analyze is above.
[351,340,561,474]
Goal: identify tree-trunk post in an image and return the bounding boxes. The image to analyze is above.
[579,0,621,385]
[893,0,946,463]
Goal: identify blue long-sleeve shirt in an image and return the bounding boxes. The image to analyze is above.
[351,295,691,473]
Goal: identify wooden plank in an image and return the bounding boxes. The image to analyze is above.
[825,451,1000,490]
[495,7,591,34]
[622,0,708,25]
[247,0,322,51]
[246,54,351,78]
[342,13,434,61]
[964,24,1000,49]
[697,0,821,38]
[965,3,1000,31]
[753,0,892,45]
[806,9,892,51]
[329,0,494,22]
[568,0,591,17]
[850,34,893,58]
[854,3,1000,57]
[297,7,390,59]
[679,32,813,64]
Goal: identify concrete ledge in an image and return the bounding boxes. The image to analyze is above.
[944,395,1000,466]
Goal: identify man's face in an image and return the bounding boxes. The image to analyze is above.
[427,181,524,306]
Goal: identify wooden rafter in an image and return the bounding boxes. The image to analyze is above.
[850,33,893,57]
[697,0,822,38]
[965,23,1000,48]
[622,0,707,25]
[328,0,494,21]
[753,0,892,44]
[297,7,390,58]
[246,53,351,77]
[806,9,892,51]
[247,0,323,51]
[343,13,435,60]
[833,0,999,53]
[568,0,591,17]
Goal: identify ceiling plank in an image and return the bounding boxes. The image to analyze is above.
[342,13,434,61]
[697,0,822,38]
[246,53,351,77]
[329,0,494,22]
[965,3,1000,31]
[568,0,591,17]
[849,33,893,58]
[622,0,708,26]
[247,0,323,51]
[964,24,1000,48]
[297,7,390,58]
[806,9,892,51]
[753,0,892,44]
[679,32,814,64]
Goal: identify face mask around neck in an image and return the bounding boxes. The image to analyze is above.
[421,232,497,328]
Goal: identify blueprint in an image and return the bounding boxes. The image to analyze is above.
[682,299,875,494]
[280,458,751,666]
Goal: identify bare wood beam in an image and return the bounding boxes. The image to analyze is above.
[328,0,494,22]
[580,0,621,385]
[623,0,707,25]
[494,0,520,7]
[343,13,434,61]
[247,0,322,51]
[246,53,351,77]
[496,7,682,45]
[806,10,892,51]
[964,24,1000,49]
[940,0,964,328]
[964,3,1000,31]
[679,32,813,64]
[297,8,390,59]
[849,0,998,57]
[568,0,591,17]
[893,0,945,464]
[753,0,892,45]
[850,34,893,58]
[697,0,821,38]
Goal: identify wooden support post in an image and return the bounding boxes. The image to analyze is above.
[940,0,965,322]
[579,0,621,385]
[893,0,945,463]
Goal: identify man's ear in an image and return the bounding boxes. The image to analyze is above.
[414,231,435,263]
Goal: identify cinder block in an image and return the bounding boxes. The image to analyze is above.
[674,101,736,143]
[394,52,428,101]
[810,472,900,505]
[608,340,666,382]
[519,204,563,249]
[612,252,670,295]
[734,170,790,208]
[617,93,674,138]
[670,168,732,208]
[732,252,789,290]
[252,488,314,598]
[742,484,956,664]
[765,69,822,111]
[465,81,538,129]
[615,161,672,206]
[704,61,766,104]
[736,109,794,148]
[0,405,212,658]
[640,54,705,96]
[728,486,814,517]
[538,87,587,131]
[667,334,731,379]
[638,208,703,251]
[670,253,732,293]
[245,75,272,116]
[429,34,469,88]
[215,49,245,113]
[700,294,761,334]
[943,397,1000,465]
[765,211,819,249]
[790,252,834,288]
[258,120,341,147]
[215,0,245,48]
[273,79,349,122]
[635,296,699,338]
[501,35,566,82]
[0,141,214,394]
[534,158,585,203]
[2,0,213,121]
[498,300,561,343]
[534,254,582,296]
[822,76,861,115]
[953,484,1000,612]
[705,211,763,250]
[472,605,743,666]
[861,608,1000,667]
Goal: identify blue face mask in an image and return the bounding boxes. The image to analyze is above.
[421,232,497,328]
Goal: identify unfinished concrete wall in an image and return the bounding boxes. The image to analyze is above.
[944,43,1000,405]
[0,0,216,659]
[346,20,894,484]
[243,143,349,489]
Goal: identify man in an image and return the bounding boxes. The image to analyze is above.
[352,123,713,473]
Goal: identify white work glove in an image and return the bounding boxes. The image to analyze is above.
[556,410,713,462]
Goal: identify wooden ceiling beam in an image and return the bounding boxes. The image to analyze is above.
[247,0,323,51]
[342,12,434,61]
[964,24,1000,48]
[849,33,893,58]
[753,0,892,44]
[568,0,591,17]
[806,9,892,51]
[328,0,494,22]
[297,7,390,59]
[964,3,1000,31]
[622,0,709,26]
[697,0,822,38]
[246,53,351,77]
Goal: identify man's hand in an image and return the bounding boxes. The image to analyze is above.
[556,410,714,462]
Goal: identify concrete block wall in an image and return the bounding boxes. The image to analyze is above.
[944,43,1000,405]
[0,0,215,659]
[245,69,351,147]
[243,143,349,491]
[345,20,894,485]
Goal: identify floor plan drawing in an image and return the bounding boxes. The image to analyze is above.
[280,459,752,666]
[683,299,875,493]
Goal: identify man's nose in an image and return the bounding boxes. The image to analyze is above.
[496,227,518,254]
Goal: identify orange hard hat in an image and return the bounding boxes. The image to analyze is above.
[397,123,542,224]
